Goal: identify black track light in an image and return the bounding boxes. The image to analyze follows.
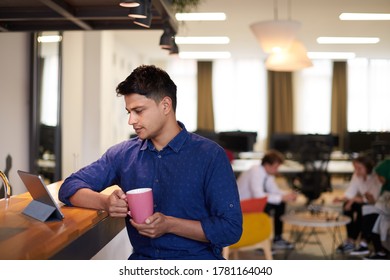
[119,0,140,8]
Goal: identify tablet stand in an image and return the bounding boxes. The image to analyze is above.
[22,200,60,222]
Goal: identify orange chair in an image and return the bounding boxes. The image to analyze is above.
[223,197,273,260]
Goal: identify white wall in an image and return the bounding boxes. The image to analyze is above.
[62,32,84,178]
[0,32,30,195]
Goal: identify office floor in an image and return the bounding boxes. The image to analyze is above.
[231,176,367,260]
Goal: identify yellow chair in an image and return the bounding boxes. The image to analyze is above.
[224,197,273,260]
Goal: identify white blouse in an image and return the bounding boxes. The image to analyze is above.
[344,173,382,203]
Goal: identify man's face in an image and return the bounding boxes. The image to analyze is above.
[124,93,165,140]
[264,162,280,175]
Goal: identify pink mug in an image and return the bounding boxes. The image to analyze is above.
[126,188,153,224]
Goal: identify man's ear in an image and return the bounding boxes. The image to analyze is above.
[161,97,172,112]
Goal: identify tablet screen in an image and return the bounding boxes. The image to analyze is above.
[17,170,64,221]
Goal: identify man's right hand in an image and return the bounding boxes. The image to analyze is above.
[106,189,128,218]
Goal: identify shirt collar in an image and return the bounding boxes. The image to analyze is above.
[141,121,188,153]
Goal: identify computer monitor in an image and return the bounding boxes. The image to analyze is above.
[344,131,390,154]
[269,133,338,159]
[269,133,294,154]
[301,134,338,149]
[218,131,257,152]
[344,132,377,154]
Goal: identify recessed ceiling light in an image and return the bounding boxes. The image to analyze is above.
[179,52,231,59]
[317,37,380,44]
[175,36,230,44]
[307,52,356,60]
[175,13,227,21]
[339,13,390,20]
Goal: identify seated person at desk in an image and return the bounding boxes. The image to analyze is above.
[359,159,390,260]
[236,150,297,249]
[58,65,243,260]
[333,155,381,254]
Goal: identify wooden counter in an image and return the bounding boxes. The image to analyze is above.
[0,182,125,260]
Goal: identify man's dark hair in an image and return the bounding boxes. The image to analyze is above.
[116,64,177,112]
[261,150,285,166]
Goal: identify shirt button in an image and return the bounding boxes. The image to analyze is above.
[158,155,162,158]
[229,203,234,208]
[155,179,159,183]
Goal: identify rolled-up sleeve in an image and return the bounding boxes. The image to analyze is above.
[200,148,243,247]
[59,142,123,205]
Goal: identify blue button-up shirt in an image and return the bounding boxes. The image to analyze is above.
[59,122,242,259]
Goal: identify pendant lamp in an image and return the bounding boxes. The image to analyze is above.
[250,0,301,53]
[265,40,313,71]
[250,19,301,53]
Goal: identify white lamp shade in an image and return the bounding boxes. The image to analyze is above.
[250,20,301,53]
[265,40,313,72]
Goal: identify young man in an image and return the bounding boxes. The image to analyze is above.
[59,65,242,259]
[236,150,297,249]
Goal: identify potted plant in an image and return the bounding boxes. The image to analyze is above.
[171,0,203,13]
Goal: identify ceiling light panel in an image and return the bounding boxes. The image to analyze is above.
[175,36,230,44]
[339,13,390,20]
[317,37,380,44]
[175,13,227,21]
[179,52,231,59]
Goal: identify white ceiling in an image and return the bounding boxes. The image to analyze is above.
[114,0,390,61]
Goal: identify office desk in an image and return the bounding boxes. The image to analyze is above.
[0,182,125,259]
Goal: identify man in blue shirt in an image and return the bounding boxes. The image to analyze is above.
[59,65,242,259]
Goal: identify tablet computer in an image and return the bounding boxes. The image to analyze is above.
[17,170,64,222]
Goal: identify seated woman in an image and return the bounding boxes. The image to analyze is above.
[333,155,381,254]
[360,159,390,260]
